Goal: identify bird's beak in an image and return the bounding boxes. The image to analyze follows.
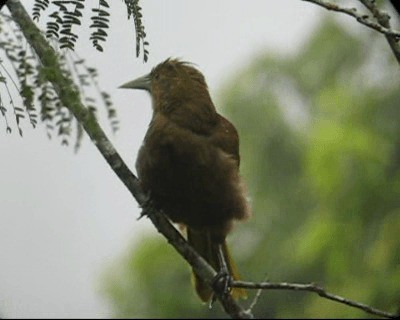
[119,73,151,91]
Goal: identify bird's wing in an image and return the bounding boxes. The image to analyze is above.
[210,114,240,167]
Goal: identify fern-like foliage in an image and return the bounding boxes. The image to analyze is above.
[123,0,149,62]
[0,13,36,136]
[1,0,150,148]
[53,0,84,50]
[0,12,118,150]
[33,0,149,60]
[90,0,110,52]
[32,0,50,22]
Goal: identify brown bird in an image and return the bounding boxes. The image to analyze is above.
[120,58,251,302]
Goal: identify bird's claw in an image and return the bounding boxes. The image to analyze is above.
[212,268,232,297]
[138,192,156,220]
[209,269,232,308]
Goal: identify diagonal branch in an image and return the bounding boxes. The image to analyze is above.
[358,0,400,64]
[302,0,400,38]
[302,0,400,64]
[5,0,252,318]
[233,280,398,319]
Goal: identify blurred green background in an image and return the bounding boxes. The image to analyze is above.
[101,18,400,318]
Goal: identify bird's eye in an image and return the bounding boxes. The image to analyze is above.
[154,72,160,80]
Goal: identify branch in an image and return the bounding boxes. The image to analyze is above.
[233,280,398,319]
[5,0,251,318]
[359,0,400,63]
[389,0,400,16]
[303,0,400,37]
[302,0,400,64]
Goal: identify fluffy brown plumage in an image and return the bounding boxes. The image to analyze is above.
[120,58,251,301]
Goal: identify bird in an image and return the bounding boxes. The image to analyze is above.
[119,58,251,302]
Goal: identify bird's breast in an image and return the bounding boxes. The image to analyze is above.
[136,122,214,192]
[135,117,249,232]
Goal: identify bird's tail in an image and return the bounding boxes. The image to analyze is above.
[187,228,247,302]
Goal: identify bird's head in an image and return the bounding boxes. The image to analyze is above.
[119,58,215,115]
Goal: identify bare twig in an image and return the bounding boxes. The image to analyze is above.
[359,0,400,63]
[245,274,268,314]
[303,0,400,64]
[233,280,398,319]
[246,285,264,313]
[302,0,400,37]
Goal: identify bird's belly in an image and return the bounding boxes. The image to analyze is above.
[136,135,245,233]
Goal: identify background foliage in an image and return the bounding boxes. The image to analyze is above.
[0,0,148,149]
[101,18,400,318]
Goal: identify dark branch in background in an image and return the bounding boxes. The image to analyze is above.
[389,0,400,16]
[303,0,400,37]
[4,0,398,318]
[302,0,400,64]
[359,0,400,63]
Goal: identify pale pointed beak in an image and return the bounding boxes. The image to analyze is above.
[119,73,151,91]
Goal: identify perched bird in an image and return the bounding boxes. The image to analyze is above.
[120,58,251,302]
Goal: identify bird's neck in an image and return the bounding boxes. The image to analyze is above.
[152,98,218,135]
[173,103,218,135]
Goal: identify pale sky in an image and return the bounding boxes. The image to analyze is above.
[0,1,323,317]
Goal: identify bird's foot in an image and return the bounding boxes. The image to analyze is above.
[212,267,232,294]
[210,267,233,307]
[208,243,233,307]
[138,192,156,220]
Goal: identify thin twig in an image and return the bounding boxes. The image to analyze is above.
[245,274,268,314]
[302,0,400,38]
[246,286,264,313]
[233,280,398,319]
[358,0,400,63]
